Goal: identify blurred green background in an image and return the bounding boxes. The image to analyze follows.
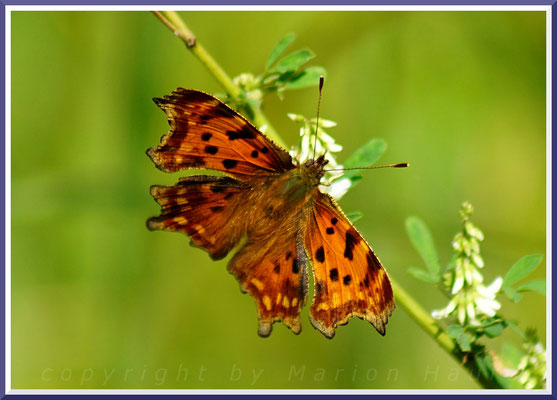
[11,11,546,389]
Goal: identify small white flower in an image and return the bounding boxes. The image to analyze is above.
[487,276,503,293]
[472,253,485,268]
[322,177,352,200]
[474,296,500,317]
[431,298,457,319]
[431,204,502,326]
[464,261,474,285]
[466,301,476,322]
[457,303,467,325]
[452,265,465,294]
[472,268,484,284]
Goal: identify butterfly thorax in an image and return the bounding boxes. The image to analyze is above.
[274,155,328,207]
[241,155,329,233]
[299,155,329,187]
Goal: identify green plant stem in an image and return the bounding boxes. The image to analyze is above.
[152,10,503,389]
[152,11,285,148]
[390,279,455,354]
[391,279,502,388]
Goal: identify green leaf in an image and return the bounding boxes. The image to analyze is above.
[503,286,522,303]
[273,49,315,73]
[407,267,440,284]
[342,139,387,180]
[446,325,470,351]
[282,66,326,90]
[446,325,464,338]
[503,254,543,287]
[483,321,506,338]
[405,216,441,277]
[516,280,546,295]
[265,33,296,70]
[456,333,471,352]
[346,211,362,223]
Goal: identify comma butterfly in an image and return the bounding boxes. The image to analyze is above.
[146,87,398,338]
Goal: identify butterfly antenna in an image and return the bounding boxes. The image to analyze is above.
[312,76,325,161]
[324,162,410,172]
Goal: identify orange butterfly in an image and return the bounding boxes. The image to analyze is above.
[146,88,395,338]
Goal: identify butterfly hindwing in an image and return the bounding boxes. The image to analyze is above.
[147,88,295,177]
[147,175,249,260]
[228,231,309,337]
[306,193,395,338]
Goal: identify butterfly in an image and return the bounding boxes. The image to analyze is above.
[146,88,395,338]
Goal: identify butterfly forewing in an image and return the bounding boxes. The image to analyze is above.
[147,88,294,177]
[306,193,395,338]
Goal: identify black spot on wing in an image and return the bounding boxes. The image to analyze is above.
[222,159,238,169]
[210,185,225,193]
[201,132,212,141]
[210,206,224,213]
[343,275,352,286]
[226,126,256,140]
[315,246,325,263]
[286,251,292,260]
[331,217,338,225]
[364,274,370,287]
[204,145,218,155]
[326,227,334,235]
[261,146,269,154]
[329,268,339,282]
[251,150,259,158]
[344,231,360,260]
[292,258,299,274]
[274,264,280,274]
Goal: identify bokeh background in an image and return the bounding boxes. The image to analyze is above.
[10,10,546,389]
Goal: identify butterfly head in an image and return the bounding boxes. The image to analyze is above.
[302,154,329,186]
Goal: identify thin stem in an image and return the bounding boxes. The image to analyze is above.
[152,11,285,148]
[152,11,502,390]
[390,279,456,354]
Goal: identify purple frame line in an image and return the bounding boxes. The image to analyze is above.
[1,1,555,399]
[0,0,556,5]
[1,1,5,400]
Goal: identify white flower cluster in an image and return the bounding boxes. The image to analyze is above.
[517,341,547,389]
[288,113,351,200]
[432,202,502,325]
